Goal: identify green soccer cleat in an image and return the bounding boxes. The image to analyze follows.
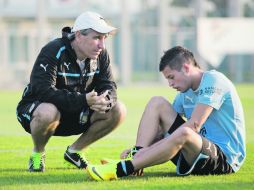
[87,163,118,181]
[28,152,45,172]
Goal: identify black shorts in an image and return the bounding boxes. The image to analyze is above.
[16,101,92,136]
[168,114,234,175]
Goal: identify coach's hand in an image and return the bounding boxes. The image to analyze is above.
[86,90,98,106]
[87,90,112,113]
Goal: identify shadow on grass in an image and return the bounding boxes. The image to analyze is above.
[0,168,27,172]
[0,169,178,186]
[144,171,178,177]
[118,171,178,182]
[0,167,79,172]
[1,170,253,190]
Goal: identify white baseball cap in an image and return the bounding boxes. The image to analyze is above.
[72,11,116,34]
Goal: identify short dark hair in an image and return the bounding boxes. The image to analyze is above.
[159,46,200,71]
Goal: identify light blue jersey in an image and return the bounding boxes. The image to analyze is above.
[173,70,246,172]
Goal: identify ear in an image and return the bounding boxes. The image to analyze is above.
[74,31,83,44]
[182,63,190,74]
[75,31,82,39]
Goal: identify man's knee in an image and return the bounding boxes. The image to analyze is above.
[178,127,194,139]
[109,101,126,125]
[112,101,127,119]
[173,127,198,145]
[148,96,173,111]
[91,101,126,127]
[32,103,61,125]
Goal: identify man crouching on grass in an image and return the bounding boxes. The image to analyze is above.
[16,11,126,172]
[86,46,246,180]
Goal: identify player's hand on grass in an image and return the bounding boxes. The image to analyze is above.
[120,148,131,159]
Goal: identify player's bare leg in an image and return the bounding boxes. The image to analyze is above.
[30,103,61,153]
[29,103,61,172]
[136,96,178,147]
[133,127,202,169]
[87,126,202,180]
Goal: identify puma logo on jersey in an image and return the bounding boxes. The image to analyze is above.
[40,64,48,72]
[64,62,71,70]
[185,95,194,103]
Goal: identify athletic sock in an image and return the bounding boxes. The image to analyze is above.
[116,160,134,177]
[132,146,143,156]
[134,146,143,151]
[167,114,185,134]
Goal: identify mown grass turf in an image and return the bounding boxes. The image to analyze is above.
[0,84,253,190]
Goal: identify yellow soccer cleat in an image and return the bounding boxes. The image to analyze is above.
[100,158,144,177]
[87,163,118,181]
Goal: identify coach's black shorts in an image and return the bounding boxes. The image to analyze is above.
[167,114,234,175]
[16,101,92,136]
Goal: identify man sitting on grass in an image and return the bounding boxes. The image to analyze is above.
[86,46,246,180]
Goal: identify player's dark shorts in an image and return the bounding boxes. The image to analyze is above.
[168,114,234,175]
[16,101,92,136]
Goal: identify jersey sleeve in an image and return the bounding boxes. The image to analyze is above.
[197,73,226,110]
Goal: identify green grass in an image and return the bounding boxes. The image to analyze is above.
[0,84,254,190]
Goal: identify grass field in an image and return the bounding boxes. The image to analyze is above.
[0,84,253,190]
